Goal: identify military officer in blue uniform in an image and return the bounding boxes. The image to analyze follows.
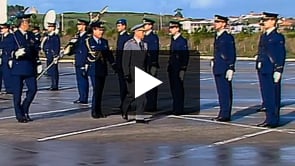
[122,23,149,123]
[115,19,131,109]
[256,21,267,112]
[211,15,236,122]
[256,12,286,128]
[0,23,14,94]
[10,14,40,123]
[142,18,160,112]
[85,21,117,118]
[42,22,60,91]
[168,21,189,115]
[72,19,90,104]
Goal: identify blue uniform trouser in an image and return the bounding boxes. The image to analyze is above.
[12,75,37,120]
[117,69,127,106]
[75,66,89,103]
[47,59,59,89]
[214,74,232,119]
[146,67,158,111]
[0,65,2,92]
[168,70,184,114]
[90,75,106,114]
[2,58,13,93]
[258,72,280,125]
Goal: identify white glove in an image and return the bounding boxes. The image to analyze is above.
[53,57,59,64]
[63,46,71,55]
[150,66,157,76]
[273,71,281,83]
[15,48,25,59]
[225,69,234,81]
[179,70,185,81]
[70,38,78,43]
[37,65,43,74]
[85,64,89,71]
[8,59,13,68]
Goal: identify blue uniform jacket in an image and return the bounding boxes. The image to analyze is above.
[116,31,131,67]
[213,31,236,75]
[43,33,60,61]
[168,35,189,72]
[74,32,89,67]
[0,33,14,62]
[143,31,159,67]
[85,37,115,77]
[256,29,286,74]
[11,30,40,76]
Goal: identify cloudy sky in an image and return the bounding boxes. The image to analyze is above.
[8,0,295,18]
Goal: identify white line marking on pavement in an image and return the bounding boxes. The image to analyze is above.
[144,129,273,163]
[200,77,213,81]
[168,115,295,134]
[37,121,136,142]
[0,107,89,120]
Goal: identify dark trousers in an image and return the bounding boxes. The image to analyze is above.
[47,60,59,89]
[0,65,2,92]
[117,70,127,106]
[168,70,184,114]
[90,75,106,115]
[122,79,146,116]
[75,66,89,102]
[2,59,13,93]
[214,74,232,119]
[12,75,37,120]
[146,68,158,111]
[258,72,280,125]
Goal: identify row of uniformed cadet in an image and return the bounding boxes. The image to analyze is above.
[211,13,286,128]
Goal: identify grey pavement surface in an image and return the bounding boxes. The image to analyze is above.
[0,57,294,166]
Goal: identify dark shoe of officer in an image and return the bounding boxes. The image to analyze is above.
[121,111,128,120]
[17,118,28,123]
[49,87,59,91]
[25,114,33,121]
[256,122,278,128]
[256,107,266,112]
[135,119,150,124]
[91,112,106,119]
[73,100,88,104]
[173,112,184,116]
[212,117,231,122]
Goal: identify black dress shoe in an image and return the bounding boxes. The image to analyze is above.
[73,100,88,104]
[25,114,33,121]
[212,117,231,122]
[256,107,266,112]
[17,118,28,123]
[257,122,278,128]
[91,112,106,119]
[49,88,58,91]
[135,119,150,124]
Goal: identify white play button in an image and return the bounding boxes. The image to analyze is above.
[135,66,162,98]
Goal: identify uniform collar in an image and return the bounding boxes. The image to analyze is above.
[48,31,55,36]
[173,32,181,40]
[266,27,276,35]
[18,28,27,35]
[145,29,153,36]
[79,31,86,37]
[216,29,226,37]
[120,30,127,35]
[93,36,101,44]
[133,36,142,44]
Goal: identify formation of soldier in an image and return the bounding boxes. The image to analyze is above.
[0,11,286,128]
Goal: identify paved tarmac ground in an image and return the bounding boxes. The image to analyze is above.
[0,57,294,166]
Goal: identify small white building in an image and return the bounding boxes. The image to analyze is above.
[181,19,213,33]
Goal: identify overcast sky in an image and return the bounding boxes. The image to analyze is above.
[8,0,295,18]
